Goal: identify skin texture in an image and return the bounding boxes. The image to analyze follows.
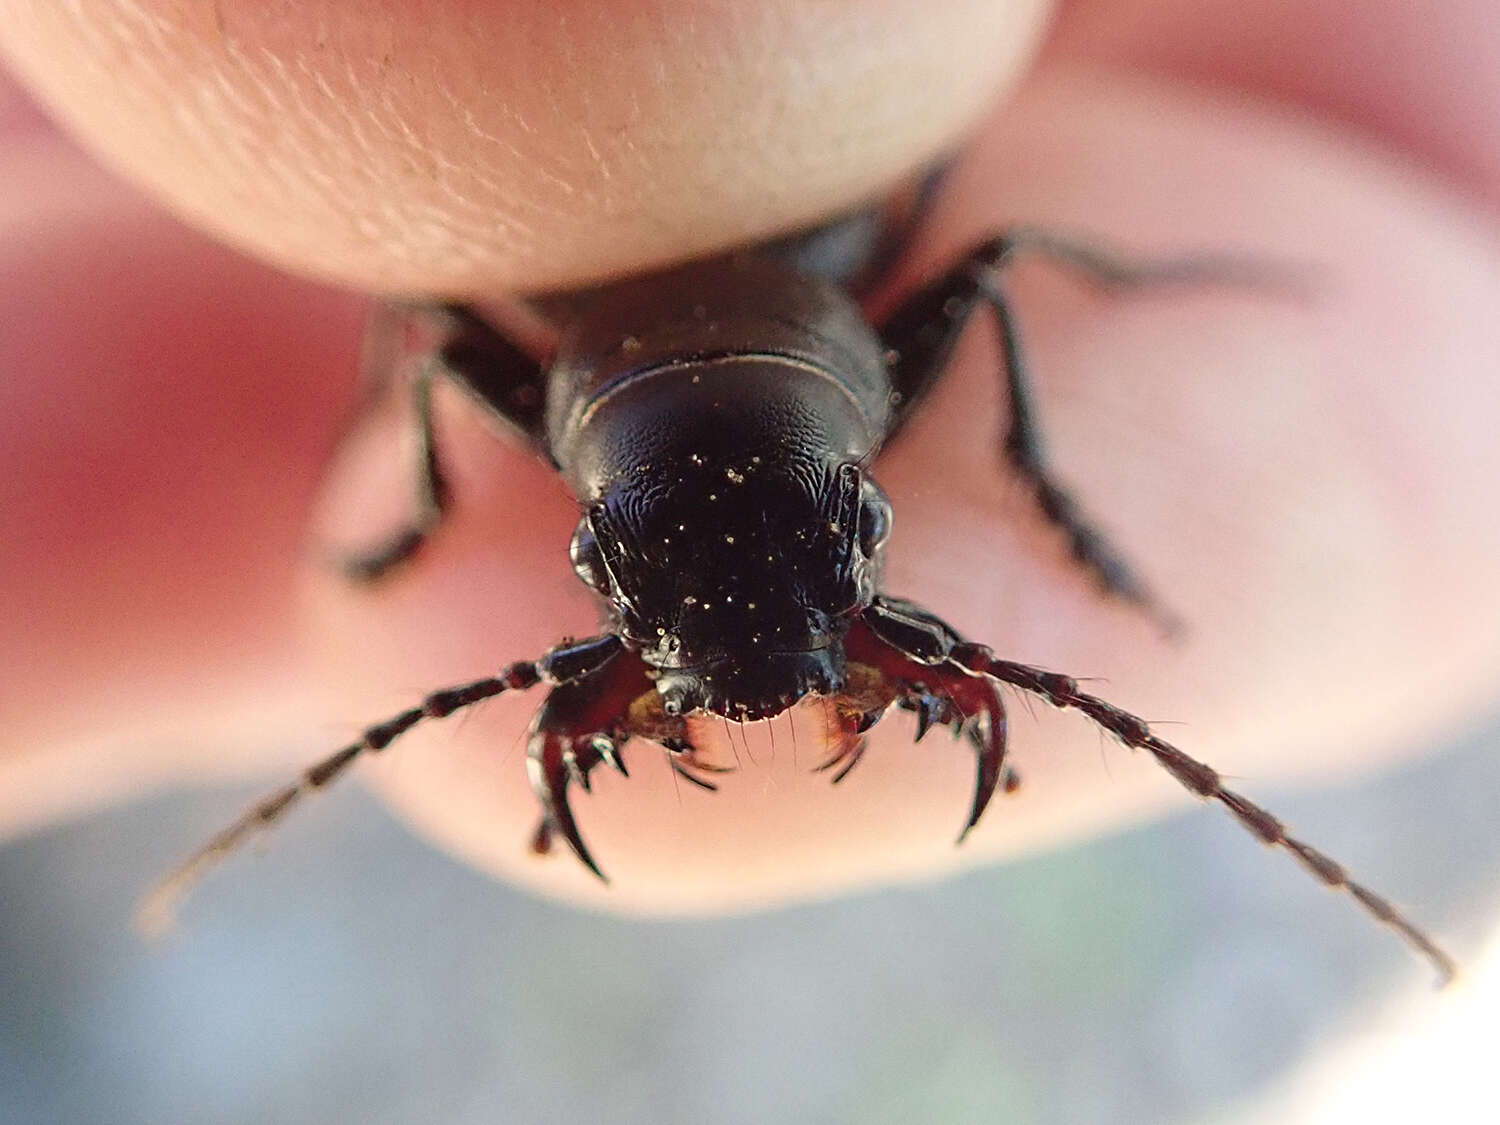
[1,0,1498,914]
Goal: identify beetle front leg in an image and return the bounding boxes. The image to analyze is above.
[526,652,721,880]
[837,608,1014,840]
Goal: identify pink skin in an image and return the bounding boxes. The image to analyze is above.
[1,1,1498,914]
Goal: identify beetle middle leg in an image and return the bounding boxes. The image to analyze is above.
[878,231,1282,633]
[341,301,551,582]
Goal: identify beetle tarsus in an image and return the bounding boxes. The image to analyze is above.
[528,740,609,882]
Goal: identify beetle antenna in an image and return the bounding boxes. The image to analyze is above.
[948,645,1458,986]
[135,664,542,937]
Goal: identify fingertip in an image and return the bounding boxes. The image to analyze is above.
[2,0,1052,294]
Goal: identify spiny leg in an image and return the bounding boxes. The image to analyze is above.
[905,679,1011,840]
[137,635,624,935]
[341,356,450,582]
[838,626,1012,839]
[529,724,725,862]
[339,301,552,583]
[879,231,1285,634]
[526,656,725,881]
[526,686,628,880]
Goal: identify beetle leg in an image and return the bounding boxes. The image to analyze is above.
[434,303,551,449]
[340,355,450,581]
[895,683,1013,837]
[845,650,1009,840]
[338,301,551,582]
[524,649,661,882]
[879,232,1282,634]
[525,651,736,880]
[838,614,1010,837]
[528,720,721,862]
[855,596,1457,986]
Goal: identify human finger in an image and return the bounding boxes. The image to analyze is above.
[0,0,1051,294]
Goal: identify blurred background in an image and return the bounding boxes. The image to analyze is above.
[2,712,1496,1124]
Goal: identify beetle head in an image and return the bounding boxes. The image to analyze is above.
[569,458,892,719]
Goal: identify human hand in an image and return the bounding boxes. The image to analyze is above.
[2,0,1497,916]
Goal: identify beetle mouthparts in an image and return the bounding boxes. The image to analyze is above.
[657,647,847,721]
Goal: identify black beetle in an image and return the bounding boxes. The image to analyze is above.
[142,182,1455,983]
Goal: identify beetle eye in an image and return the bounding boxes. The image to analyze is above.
[858,481,893,556]
[569,518,612,593]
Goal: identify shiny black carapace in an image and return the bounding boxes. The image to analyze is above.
[144,189,1455,983]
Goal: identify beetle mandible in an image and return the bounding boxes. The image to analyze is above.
[141,182,1456,984]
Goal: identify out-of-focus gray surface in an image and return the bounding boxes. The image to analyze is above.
[2,718,1496,1125]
